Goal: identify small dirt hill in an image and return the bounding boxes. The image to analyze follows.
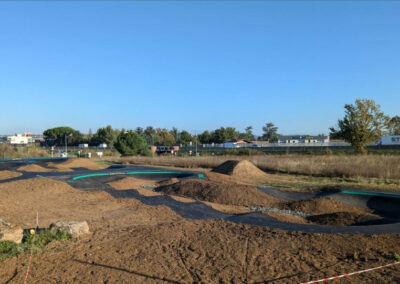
[212,160,267,179]
[0,170,21,180]
[156,179,280,207]
[48,158,107,171]
[18,164,53,172]
[281,197,370,215]
[307,212,367,226]
[157,178,180,187]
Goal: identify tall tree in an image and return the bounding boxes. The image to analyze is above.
[198,130,212,144]
[329,99,391,154]
[389,116,400,135]
[91,125,119,147]
[211,127,239,143]
[177,130,193,146]
[135,127,144,136]
[43,126,82,146]
[155,128,176,146]
[262,123,279,142]
[170,127,179,142]
[143,126,156,145]
[239,126,255,140]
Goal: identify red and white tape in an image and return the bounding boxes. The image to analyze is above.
[300,261,400,284]
[23,212,39,284]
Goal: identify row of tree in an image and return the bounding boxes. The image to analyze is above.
[42,124,281,148]
[42,99,400,155]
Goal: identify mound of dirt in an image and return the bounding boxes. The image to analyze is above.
[264,211,309,224]
[156,179,281,207]
[18,164,53,172]
[212,160,267,179]
[48,158,107,171]
[108,177,161,197]
[157,177,180,186]
[0,178,179,229]
[281,197,371,215]
[108,177,157,190]
[307,212,367,226]
[0,170,21,180]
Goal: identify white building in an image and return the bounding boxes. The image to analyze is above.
[378,135,400,145]
[7,134,33,145]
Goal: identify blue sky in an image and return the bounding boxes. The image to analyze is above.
[0,1,399,136]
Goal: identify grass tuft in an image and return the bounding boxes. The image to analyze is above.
[0,241,19,260]
[0,229,71,260]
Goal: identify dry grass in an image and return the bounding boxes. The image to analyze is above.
[113,154,400,180]
[0,144,50,159]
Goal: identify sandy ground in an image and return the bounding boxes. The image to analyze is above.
[1,218,400,283]
[0,178,179,229]
[47,158,108,171]
[1,166,400,283]
[0,170,21,180]
[281,197,371,215]
[18,164,54,172]
[108,177,251,213]
[157,179,281,207]
[17,159,107,173]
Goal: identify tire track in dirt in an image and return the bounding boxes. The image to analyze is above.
[243,237,249,284]
[177,239,197,283]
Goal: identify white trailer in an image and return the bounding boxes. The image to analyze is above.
[98,143,108,149]
[379,135,400,145]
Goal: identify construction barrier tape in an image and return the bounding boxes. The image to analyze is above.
[300,261,400,284]
[23,212,39,284]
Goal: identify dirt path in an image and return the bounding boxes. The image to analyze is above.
[1,220,400,283]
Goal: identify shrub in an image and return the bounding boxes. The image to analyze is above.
[114,130,151,156]
[23,229,71,248]
[0,241,19,259]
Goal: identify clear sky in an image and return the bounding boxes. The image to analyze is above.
[0,1,399,136]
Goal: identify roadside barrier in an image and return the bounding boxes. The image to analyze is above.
[300,261,400,283]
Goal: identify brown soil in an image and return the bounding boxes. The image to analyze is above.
[263,210,367,226]
[157,177,180,186]
[212,160,267,178]
[108,177,161,196]
[170,195,196,203]
[0,177,400,283]
[17,164,54,172]
[1,219,400,283]
[0,178,179,229]
[264,211,309,224]
[0,170,21,180]
[203,202,252,214]
[307,212,367,226]
[281,197,371,215]
[47,158,107,171]
[156,179,281,207]
[108,177,157,191]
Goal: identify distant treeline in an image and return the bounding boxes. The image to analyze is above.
[42,123,280,147]
[42,98,400,155]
